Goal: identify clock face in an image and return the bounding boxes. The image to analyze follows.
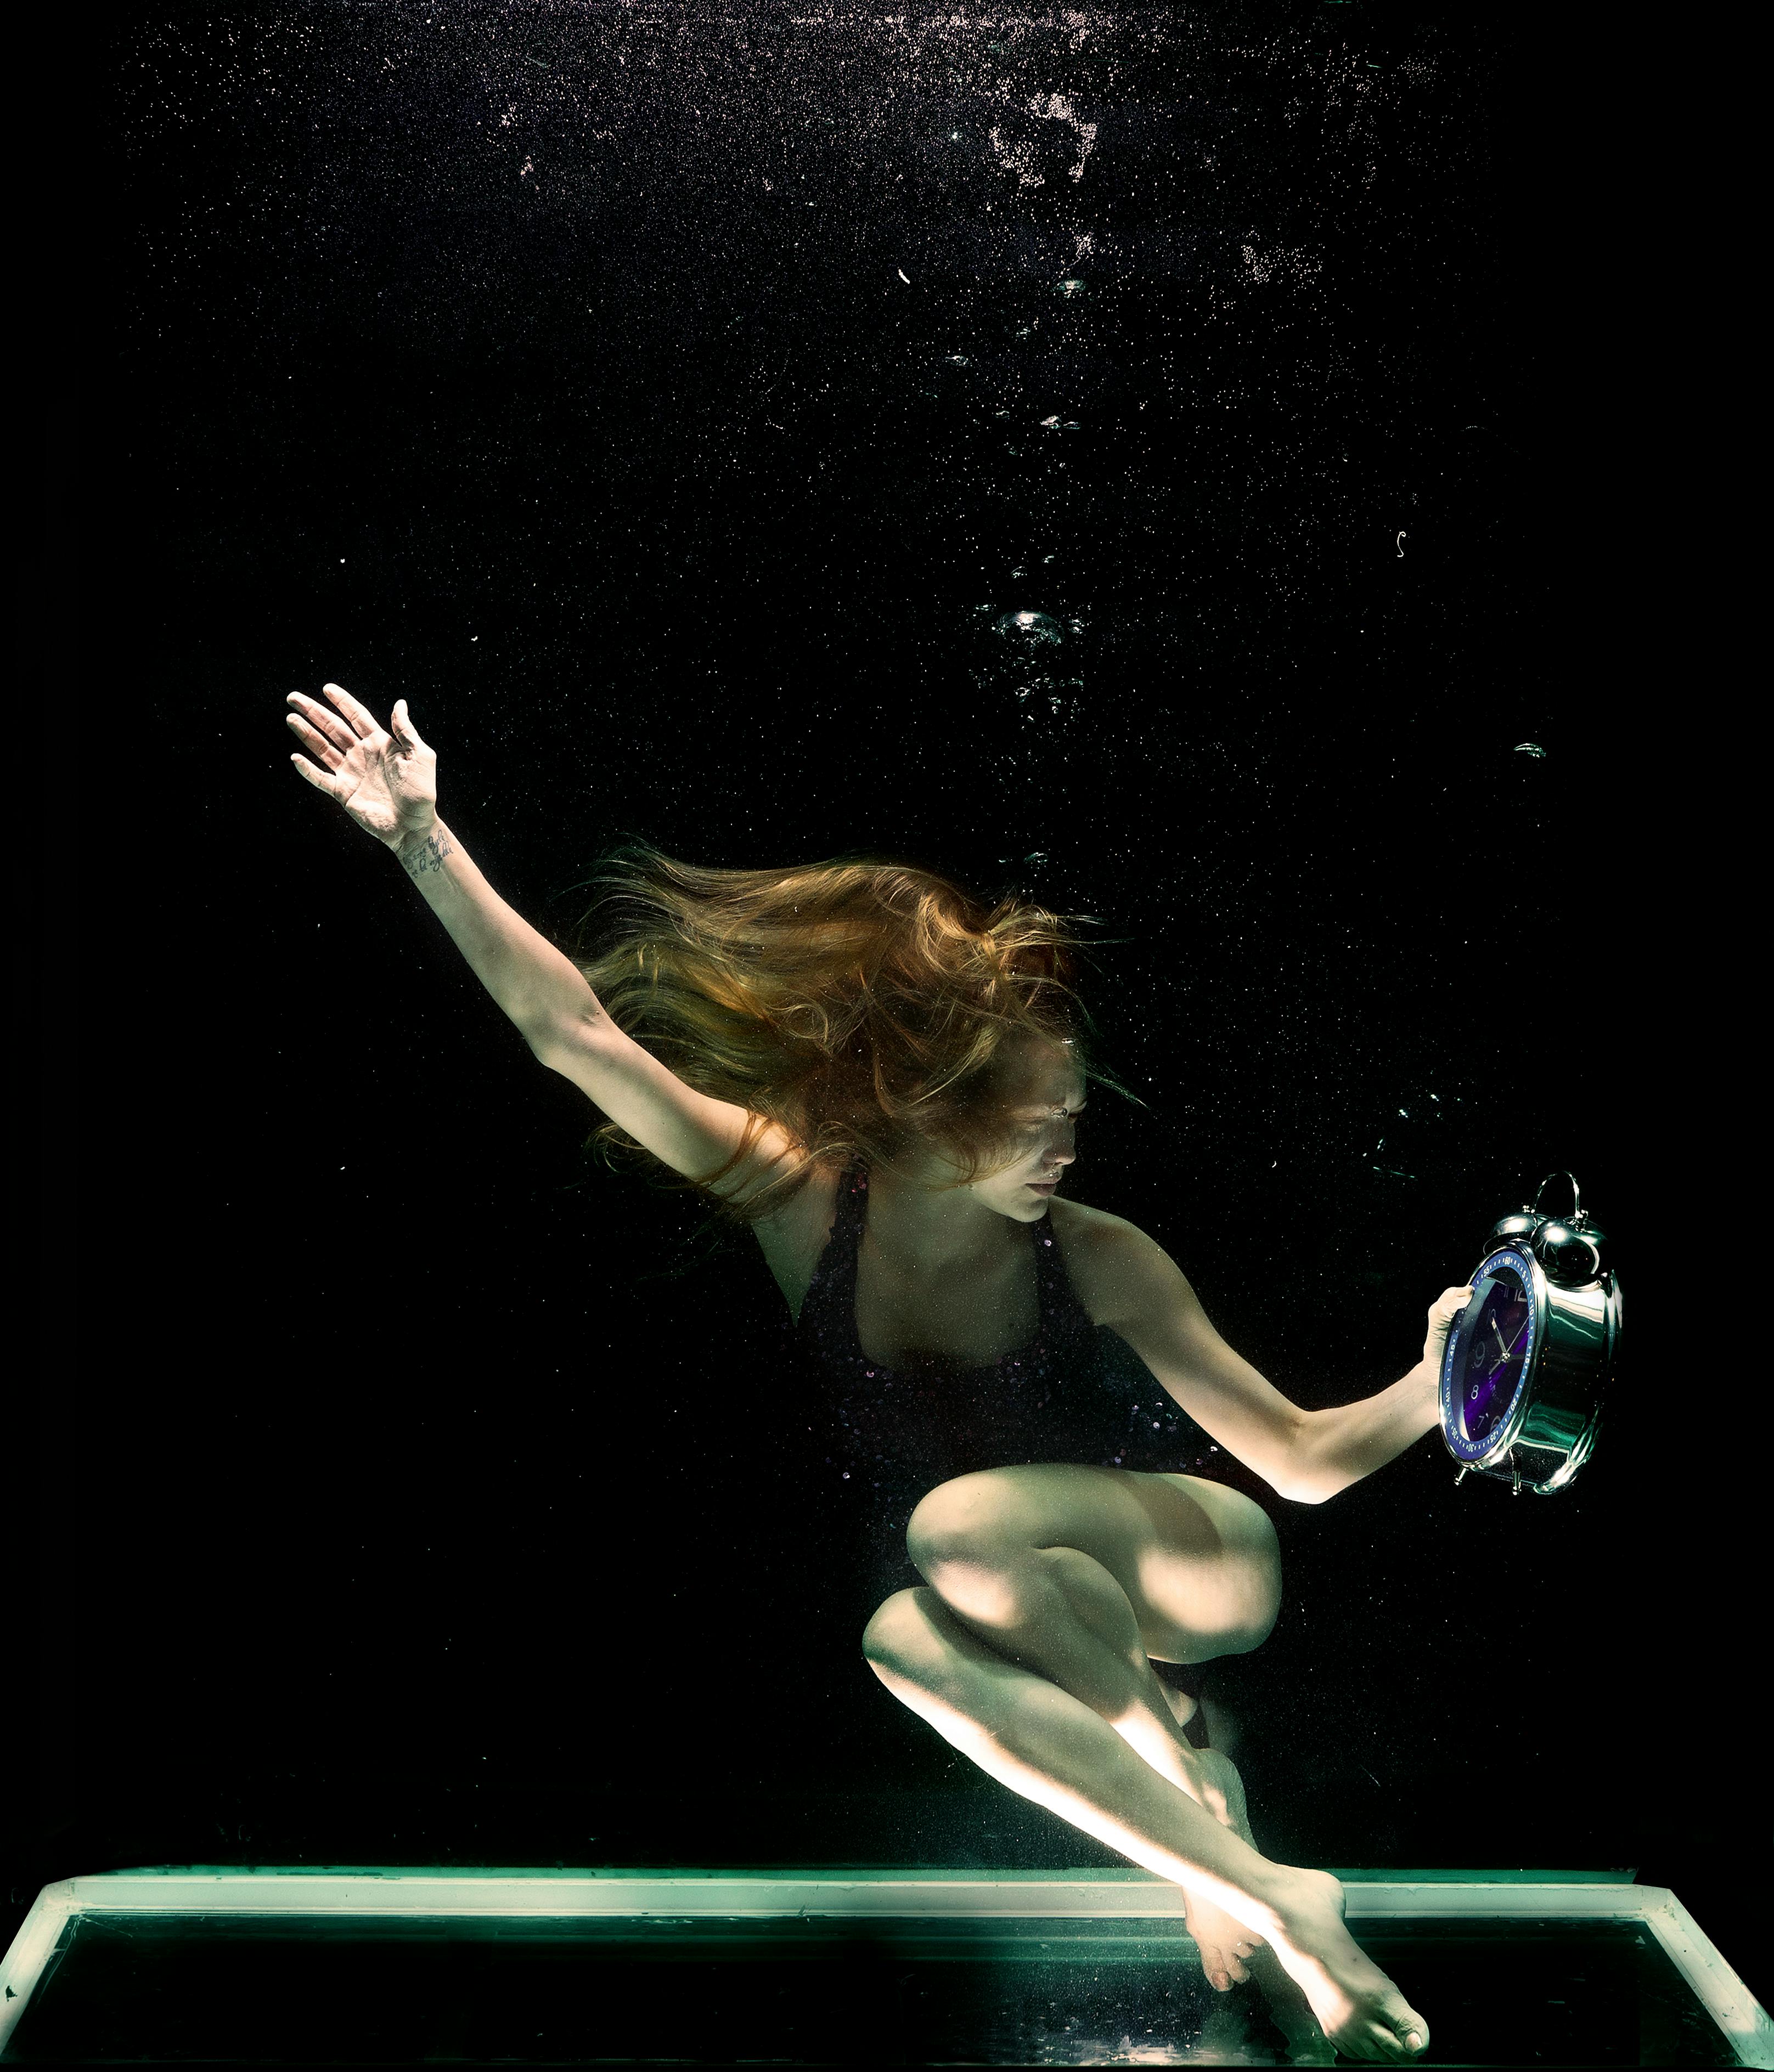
[1455,1267,1534,1447]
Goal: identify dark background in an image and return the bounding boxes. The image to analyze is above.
[22,0,1762,2024]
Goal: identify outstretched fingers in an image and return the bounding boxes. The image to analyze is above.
[287,691,359,754]
[319,680,382,738]
[286,710,346,768]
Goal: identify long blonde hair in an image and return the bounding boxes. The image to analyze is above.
[571,844,1105,1221]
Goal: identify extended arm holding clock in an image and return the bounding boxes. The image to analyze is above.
[1288,1284,1471,1502]
[1221,1278,1475,1505]
[1065,1212,1475,1506]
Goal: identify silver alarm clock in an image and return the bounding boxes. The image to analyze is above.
[1440,1172,1622,1495]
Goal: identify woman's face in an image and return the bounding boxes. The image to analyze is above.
[967,1037,1088,1222]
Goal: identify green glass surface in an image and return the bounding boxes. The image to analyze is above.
[5,1912,1734,2065]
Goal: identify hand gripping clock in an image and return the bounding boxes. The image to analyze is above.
[1440,1172,1622,1495]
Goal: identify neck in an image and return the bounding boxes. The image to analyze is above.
[863,1158,1021,1272]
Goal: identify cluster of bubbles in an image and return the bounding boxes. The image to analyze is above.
[993,608,1065,645]
[943,279,1096,745]
[971,605,1088,733]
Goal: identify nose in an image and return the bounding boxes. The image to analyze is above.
[1048,1122,1077,1166]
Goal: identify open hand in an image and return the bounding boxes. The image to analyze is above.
[286,682,437,849]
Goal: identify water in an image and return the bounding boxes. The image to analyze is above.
[29,3,1754,2060]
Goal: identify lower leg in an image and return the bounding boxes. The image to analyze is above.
[865,1584,1287,1939]
[913,1541,1270,1991]
[863,1587,1430,2064]
[917,1540,1209,1797]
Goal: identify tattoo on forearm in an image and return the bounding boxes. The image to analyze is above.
[403,831,455,879]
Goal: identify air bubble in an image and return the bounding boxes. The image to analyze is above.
[994,610,1064,645]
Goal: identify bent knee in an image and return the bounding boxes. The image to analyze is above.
[1224,1587,1280,1654]
[906,1469,1027,1573]
[1220,1532,1282,1654]
[905,1477,1045,1628]
[1151,1487,1282,1659]
[861,1587,945,1675]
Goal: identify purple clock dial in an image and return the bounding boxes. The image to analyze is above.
[1458,1273,1532,1446]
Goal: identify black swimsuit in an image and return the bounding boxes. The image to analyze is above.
[793,1165,1221,1612]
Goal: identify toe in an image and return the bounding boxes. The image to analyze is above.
[1202,1949,1235,1990]
[1390,2002,1428,2056]
[1368,2011,1428,2060]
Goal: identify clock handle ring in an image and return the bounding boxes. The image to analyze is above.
[1531,1171,1581,1222]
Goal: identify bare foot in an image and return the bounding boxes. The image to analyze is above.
[1153,1689,1336,2055]
[1245,1944,1337,2065]
[1173,1745,1269,1992]
[1263,1865,1430,2063]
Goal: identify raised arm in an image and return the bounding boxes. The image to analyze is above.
[1055,1203,1469,1504]
[285,681,798,1201]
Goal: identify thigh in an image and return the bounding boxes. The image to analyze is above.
[907,1464,1281,1664]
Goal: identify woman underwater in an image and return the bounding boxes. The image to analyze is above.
[289,680,1467,2064]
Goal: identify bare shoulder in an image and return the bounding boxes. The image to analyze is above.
[750,1156,844,1318]
[1046,1196,1195,1329]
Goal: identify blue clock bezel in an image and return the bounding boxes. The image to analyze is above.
[1440,1245,1542,1465]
